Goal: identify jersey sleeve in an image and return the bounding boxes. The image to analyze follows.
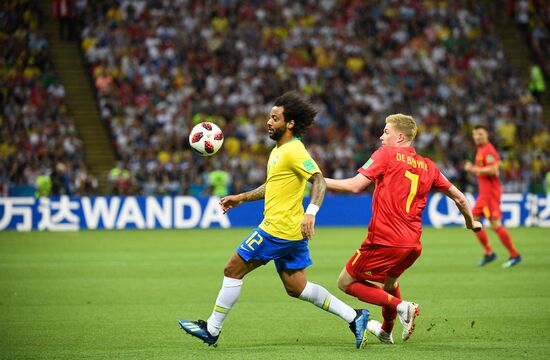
[484,145,500,165]
[358,147,388,180]
[289,145,321,179]
[432,167,453,191]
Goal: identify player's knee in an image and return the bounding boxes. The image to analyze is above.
[384,277,398,291]
[223,263,240,278]
[337,275,350,293]
[384,282,397,292]
[285,285,302,298]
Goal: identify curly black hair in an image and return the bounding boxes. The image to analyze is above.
[273,91,317,137]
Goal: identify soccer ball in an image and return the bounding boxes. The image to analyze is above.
[188,122,224,156]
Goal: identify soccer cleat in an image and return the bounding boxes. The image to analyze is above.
[349,309,370,349]
[398,302,420,341]
[178,319,219,346]
[502,255,522,268]
[367,319,394,344]
[478,252,497,267]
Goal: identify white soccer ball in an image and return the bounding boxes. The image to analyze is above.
[188,122,224,156]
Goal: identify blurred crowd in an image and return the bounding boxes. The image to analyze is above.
[79,0,549,196]
[2,0,549,197]
[0,0,97,197]
[510,0,550,77]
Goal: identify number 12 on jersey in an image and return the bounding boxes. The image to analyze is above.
[404,170,419,213]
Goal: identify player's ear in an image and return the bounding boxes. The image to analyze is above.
[397,132,404,143]
[286,119,295,130]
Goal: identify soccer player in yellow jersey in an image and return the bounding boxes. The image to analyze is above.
[179,91,370,348]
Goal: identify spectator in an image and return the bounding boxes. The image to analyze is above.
[35,173,52,197]
[529,62,546,103]
[208,165,231,197]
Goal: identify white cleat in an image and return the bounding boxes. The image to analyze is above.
[398,302,420,341]
[367,320,394,344]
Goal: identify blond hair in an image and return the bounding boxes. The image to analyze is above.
[385,114,417,142]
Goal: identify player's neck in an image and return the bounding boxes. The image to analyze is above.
[394,141,412,148]
[276,132,296,147]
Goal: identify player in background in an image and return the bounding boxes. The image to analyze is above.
[325,114,482,344]
[179,91,371,349]
[464,125,522,268]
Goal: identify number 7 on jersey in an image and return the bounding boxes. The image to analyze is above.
[404,170,419,213]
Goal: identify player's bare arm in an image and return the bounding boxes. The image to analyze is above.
[442,185,482,232]
[301,173,326,240]
[220,183,266,213]
[464,161,499,176]
[325,173,372,194]
[308,172,326,208]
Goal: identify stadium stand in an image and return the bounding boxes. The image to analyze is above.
[76,0,549,196]
[3,1,549,197]
[1,0,98,197]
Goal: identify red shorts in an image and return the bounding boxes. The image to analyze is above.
[472,194,501,220]
[345,243,422,283]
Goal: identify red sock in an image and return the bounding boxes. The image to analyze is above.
[345,281,402,309]
[494,226,519,258]
[382,285,401,333]
[475,228,493,255]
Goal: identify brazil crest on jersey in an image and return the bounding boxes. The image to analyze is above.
[259,138,320,240]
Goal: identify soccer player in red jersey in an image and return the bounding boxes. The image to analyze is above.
[325,114,482,344]
[464,125,522,268]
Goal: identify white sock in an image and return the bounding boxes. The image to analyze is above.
[298,281,356,323]
[367,319,382,335]
[207,276,243,336]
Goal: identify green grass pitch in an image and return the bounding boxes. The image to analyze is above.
[1,227,549,360]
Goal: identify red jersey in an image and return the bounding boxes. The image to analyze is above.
[475,142,501,198]
[358,146,452,247]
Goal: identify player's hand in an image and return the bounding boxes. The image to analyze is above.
[464,161,473,172]
[219,195,242,214]
[470,220,483,232]
[301,214,316,240]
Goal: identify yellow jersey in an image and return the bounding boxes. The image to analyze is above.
[259,138,320,240]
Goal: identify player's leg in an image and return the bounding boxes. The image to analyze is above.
[206,252,264,335]
[279,268,356,322]
[343,277,418,342]
[340,274,402,309]
[179,229,265,345]
[179,252,263,345]
[279,268,369,348]
[385,245,422,341]
[341,244,421,341]
[381,277,401,338]
[276,238,370,349]
[488,218,521,267]
[338,267,388,346]
[383,276,420,342]
[274,236,357,323]
[339,245,404,311]
[472,200,496,265]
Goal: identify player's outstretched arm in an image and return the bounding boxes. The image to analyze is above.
[301,173,326,240]
[219,183,266,213]
[442,185,482,232]
[325,173,371,194]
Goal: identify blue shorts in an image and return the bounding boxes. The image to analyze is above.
[236,227,312,272]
